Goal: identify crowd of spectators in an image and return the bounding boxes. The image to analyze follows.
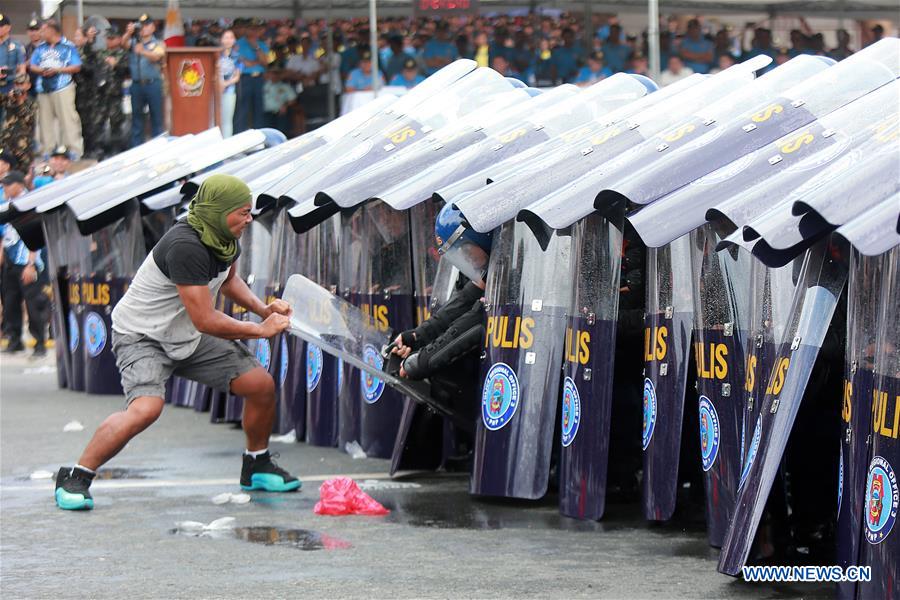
[0,10,890,179]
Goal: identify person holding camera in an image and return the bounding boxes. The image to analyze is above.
[0,73,37,173]
[28,19,83,159]
[0,14,27,123]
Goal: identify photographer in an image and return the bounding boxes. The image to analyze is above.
[0,73,37,173]
[125,14,166,147]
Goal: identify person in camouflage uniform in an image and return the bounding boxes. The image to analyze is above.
[96,26,130,156]
[0,73,37,173]
[72,26,103,158]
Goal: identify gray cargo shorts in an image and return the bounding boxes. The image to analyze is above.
[111,331,262,405]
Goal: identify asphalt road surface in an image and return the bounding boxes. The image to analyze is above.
[1,353,833,599]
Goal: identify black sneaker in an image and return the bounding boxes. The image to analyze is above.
[2,340,25,354]
[31,345,48,359]
[240,451,301,492]
[55,467,95,510]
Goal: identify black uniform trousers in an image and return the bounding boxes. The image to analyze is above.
[1,262,50,348]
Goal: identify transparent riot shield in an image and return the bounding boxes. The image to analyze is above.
[280,274,469,428]
[641,234,695,521]
[434,74,702,211]
[597,37,898,210]
[857,246,900,599]
[835,193,900,258]
[718,235,849,575]
[836,249,885,600]
[471,223,572,499]
[690,224,753,547]
[629,80,899,249]
[74,200,145,395]
[281,68,517,207]
[302,215,342,447]
[558,211,622,519]
[40,208,90,390]
[467,59,764,239]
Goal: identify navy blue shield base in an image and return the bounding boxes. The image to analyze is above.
[857,247,900,599]
[718,235,849,575]
[471,222,573,500]
[559,212,623,520]
[836,250,886,600]
[690,225,753,547]
[642,235,695,521]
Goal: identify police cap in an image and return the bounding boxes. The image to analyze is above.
[0,14,10,27]
[28,18,40,30]
[403,57,417,70]
[0,170,26,186]
[138,14,152,25]
[51,145,71,159]
[0,149,18,169]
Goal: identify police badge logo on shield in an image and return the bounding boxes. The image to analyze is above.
[255,339,271,370]
[360,344,385,404]
[68,311,80,353]
[84,312,107,358]
[306,344,323,393]
[642,378,657,450]
[698,396,720,472]
[864,455,898,545]
[481,363,519,431]
[561,377,581,447]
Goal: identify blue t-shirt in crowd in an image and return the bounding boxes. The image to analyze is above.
[601,42,631,73]
[679,36,714,74]
[235,37,270,75]
[388,73,425,89]
[345,68,384,91]
[29,38,81,93]
[1,39,26,94]
[128,36,165,82]
[574,65,613,84]
[421,39,457,75]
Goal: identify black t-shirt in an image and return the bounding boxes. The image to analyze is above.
[152,221,241,285]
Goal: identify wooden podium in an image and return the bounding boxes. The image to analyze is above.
[165,47,222,135]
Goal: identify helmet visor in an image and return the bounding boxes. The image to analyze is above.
[439,240,490,286]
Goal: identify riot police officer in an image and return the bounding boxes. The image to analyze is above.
[391,204,491,381]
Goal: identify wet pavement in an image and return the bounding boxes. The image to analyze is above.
[1,354,834,598]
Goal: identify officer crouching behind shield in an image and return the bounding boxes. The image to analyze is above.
[391,204,491,383]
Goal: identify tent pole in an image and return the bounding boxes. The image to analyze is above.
[648,0,660,81]
[327,0,336,120]
[77,0,84,26]
[369,0,380,95]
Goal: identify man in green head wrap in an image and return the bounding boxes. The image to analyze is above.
[54,174,301,511]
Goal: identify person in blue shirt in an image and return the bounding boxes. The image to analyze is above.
[234,18,271,133]
[0,13,27,98]
[29,19,83,158]
[388,57,425,89]
[678,19,714,75]
[345,49,385,92]
[126,14,166,147]
[0,171,49,357]
[421,23,457,76]
[574,52,613,86]
[601,24,631,73]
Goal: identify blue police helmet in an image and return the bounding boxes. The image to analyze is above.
[260,128,288,147]
[628,73,659,94]
[434,203,493,255]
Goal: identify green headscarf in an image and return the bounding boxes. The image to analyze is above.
[186,174,252,263]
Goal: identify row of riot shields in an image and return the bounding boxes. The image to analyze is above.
[267,46,898,595]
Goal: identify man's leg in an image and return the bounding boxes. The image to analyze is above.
[230,366,276,451]
[55,396,165,510]
[76,396,165,471]
[54,85,84,158]
[233,78,248,134]
[251,77,266,129]
[37,92,56,157]
[24,280,50,355]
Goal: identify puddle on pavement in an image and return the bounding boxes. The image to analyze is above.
[170,525,351,551]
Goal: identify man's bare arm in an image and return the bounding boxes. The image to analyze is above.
[177,282,288,340]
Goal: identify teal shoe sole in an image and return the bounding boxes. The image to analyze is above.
[241,473,302,492]
[55,488,94,510]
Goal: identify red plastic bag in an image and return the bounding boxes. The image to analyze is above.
[314,477,390,516]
